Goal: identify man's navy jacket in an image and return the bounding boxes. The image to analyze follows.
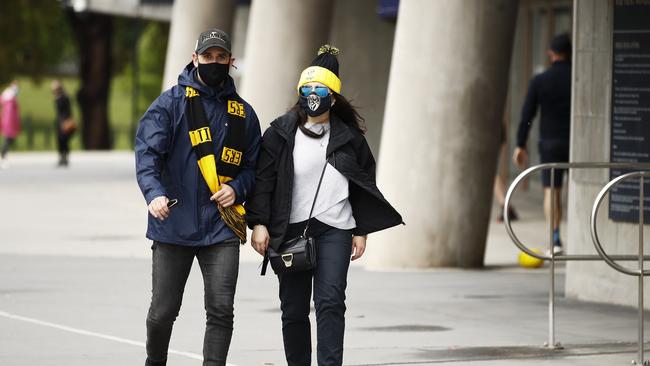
[135,63,261,246]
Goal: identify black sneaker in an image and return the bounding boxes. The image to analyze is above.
[497,206,519,223]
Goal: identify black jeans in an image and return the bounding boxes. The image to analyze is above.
[145,239,240,366]
[278,224,353,366]
[1,137,14,159]
[57,133,70,165]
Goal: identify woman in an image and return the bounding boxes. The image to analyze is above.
[0,81,21,169]
[51,80,73,167]
[246,45,403,366]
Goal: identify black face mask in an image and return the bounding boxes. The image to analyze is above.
[198,62,229,87]
[299,93,332,117]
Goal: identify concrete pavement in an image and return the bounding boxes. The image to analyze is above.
[0,152,646,366]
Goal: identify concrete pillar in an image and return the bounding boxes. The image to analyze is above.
[229,4,251,88]
[564,0,650,309]
[329,0,395,155]
[366,0,518,269]
[240,0,333,128]
[162,0,236,90]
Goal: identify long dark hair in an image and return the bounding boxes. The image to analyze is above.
[291,92,367,138]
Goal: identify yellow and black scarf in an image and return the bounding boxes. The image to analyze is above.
[185,85,247,242]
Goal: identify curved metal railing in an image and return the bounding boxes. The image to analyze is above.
[591,171,649,366]
[504,162,650,351]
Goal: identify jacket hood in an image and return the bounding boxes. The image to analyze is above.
[177,62,237,100]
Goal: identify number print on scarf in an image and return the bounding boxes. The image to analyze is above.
[221,147,242,166]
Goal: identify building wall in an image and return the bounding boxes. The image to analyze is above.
[566,0,650,308]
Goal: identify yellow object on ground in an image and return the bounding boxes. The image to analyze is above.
[518,248,545,268]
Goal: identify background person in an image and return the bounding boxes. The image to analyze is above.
[0,80,21,169]
[513,33,572,254]
[495,119,518,222]
[52,80,73,167]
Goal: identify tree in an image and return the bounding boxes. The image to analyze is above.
[0,0,74,85]
[67,10,113,150]
[136,22,169,115]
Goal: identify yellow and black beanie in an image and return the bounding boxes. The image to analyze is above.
[296,45,342,94]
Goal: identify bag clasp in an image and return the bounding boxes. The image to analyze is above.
[281,253,294,267]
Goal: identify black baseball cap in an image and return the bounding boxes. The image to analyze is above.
[195,28,231,55]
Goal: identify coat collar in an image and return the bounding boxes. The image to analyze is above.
[271,110,355,156]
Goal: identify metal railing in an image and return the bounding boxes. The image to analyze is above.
[504,162,650,351]
[591,171,650,366]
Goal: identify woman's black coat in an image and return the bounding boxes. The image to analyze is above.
[245,110,403,250]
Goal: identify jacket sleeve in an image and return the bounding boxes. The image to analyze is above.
[245,127,278,229]
[135,93,172,204]
[224,108,262,204]
[516,76,540,149]
[352,135,376,236]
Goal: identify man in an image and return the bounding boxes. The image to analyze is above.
[135,28,261,366]
[51,80,72,167]
[513,33,572,254]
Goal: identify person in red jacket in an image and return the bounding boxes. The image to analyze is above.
[0,80,21,169]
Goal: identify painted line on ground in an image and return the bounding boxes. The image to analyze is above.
[0,310,237,366]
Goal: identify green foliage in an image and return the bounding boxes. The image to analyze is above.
[6,19,169,151]
[112,18,144,76]
[0,0,75,85]
[11,74,134,151]
[118,21,169,118]
[137,21,169,115]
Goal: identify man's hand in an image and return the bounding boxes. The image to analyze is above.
[148,196,170,220]
[351,235,367,261]
[211,184,236,207]
[251,225,270,256]
[512,147,529,169]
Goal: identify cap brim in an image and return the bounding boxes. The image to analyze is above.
[196,42,231,55]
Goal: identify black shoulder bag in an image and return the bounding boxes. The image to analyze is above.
[262,159,329,275]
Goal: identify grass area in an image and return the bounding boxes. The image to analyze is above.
[10,73,138,151]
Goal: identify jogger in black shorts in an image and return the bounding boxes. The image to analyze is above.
[513,34,572,253]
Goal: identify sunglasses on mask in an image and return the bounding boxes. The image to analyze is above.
[299,85,330,98]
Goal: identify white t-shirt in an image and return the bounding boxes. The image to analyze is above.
[289,122,356,230]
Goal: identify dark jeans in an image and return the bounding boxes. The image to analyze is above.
[1,137,14,159]
[278,225,353,366]
[145,239,240,366]
[57,133,70,165]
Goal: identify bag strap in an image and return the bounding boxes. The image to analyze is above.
[261,251,269,276]
[302,158,329,237]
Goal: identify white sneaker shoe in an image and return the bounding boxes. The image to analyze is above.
[545,246,563,257]
[0,159,8,170]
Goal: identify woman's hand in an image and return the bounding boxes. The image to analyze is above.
[351,235,367,261]
[251,225,270,256]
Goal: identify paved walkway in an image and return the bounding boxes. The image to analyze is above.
[0,152,646,366]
